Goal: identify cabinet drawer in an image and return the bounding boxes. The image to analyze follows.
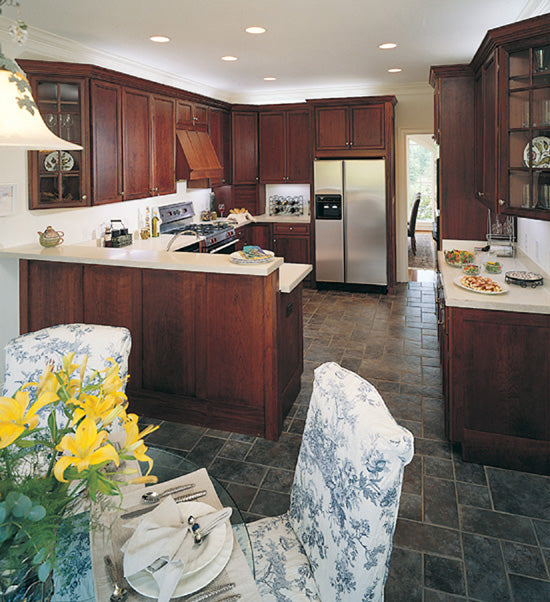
[273,223,310,235]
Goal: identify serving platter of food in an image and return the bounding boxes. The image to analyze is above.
[454,275,508,295]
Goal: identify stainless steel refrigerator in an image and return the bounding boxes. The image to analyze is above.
[314,159,387,286]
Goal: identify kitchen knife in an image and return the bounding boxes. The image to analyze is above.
[120,490,207,519]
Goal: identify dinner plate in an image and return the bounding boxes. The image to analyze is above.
[454,276,508,295]
[523,136,550,168]
[230,250,275,264]
[44,151,74,172]
[125,501,233,598]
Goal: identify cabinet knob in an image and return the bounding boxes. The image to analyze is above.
[349,141,353,146]
[289,227,293,230]
[81,194,87,201]
[476,192,485,199]
[498,199,506,206]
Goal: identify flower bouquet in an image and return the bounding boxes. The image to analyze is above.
[0,352,158,598]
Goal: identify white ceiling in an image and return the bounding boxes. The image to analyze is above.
[1,0,548,101]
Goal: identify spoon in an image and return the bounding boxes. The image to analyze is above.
[104,555,129,602]
[142,483,195,503]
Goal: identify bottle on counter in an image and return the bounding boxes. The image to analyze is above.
[151,208,159,238]
[104,226,112,247]
[145,206,151,237]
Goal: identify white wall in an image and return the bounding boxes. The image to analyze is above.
[517,218,550,275]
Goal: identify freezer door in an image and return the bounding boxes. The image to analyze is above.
[314,161,344,282]
[344,160,387,285]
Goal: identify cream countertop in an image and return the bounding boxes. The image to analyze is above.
[439,240,550,315]
[0,236,311,293]
[247,214,311,224]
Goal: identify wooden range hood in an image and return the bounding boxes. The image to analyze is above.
[175,129,222,181]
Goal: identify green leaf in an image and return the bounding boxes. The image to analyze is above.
[38,560,52,582]
[28,504,46,522]
[47,411,57,440]
[0,523,14,543]
[33,547,48,564]
[0,502,7,522]
[12,494,32,518]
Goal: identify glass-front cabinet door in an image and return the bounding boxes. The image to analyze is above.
[28,77,90,209]
[506,44,550,219]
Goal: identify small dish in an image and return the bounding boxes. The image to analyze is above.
[485,261,502,274]
[462,263,480,276]
[444,249,475,267]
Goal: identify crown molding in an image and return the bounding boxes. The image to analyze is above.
[0,17,233,102]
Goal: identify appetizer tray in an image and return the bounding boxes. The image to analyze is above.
[454,275,508,295]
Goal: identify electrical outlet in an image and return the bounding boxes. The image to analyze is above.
[535,240,540,262]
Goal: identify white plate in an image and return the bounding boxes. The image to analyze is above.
[125,501,233,598]
[230,250,274,264]
[523,136,550,168]
[454,276,508,295]
[44,151,74,172]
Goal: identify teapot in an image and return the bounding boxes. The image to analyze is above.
[38,226,64,248]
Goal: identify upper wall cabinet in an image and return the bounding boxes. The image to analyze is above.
[27,75,91,209]
[208,107,231,186]
[176,99,209,131]
[259,107,311,183]
[472,14,550,221]
[232,110,259,185]
[309,97,396,157]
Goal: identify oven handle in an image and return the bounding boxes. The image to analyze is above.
[209,238,239,254]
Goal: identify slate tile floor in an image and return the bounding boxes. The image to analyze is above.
[141,281,550,601]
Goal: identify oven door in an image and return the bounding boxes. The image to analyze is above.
[207,237,239,254]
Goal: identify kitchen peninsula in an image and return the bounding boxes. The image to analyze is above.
[1,238,311,440]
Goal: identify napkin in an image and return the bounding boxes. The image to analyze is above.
[122,496,192,602]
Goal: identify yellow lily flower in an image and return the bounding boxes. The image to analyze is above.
[35,365,59,397]
[54,417,119,482]
[71,392,127,427]
[127,475,159,485]
[0,390,57,449]
[101,359,128,395]
[121,413,158,474]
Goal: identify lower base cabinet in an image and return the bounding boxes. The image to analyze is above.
[439,300,550,475]
[19,260,303,440]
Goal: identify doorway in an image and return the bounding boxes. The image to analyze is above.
[406,134,438,272]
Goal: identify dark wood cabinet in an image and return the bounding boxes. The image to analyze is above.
[232,110,259,184]
[470,14,550,220]
[150,95,176,196]
[26,74,90,209]
[259,108,311,183]
[430,66,488,244]
[90,80,122,205]
[176,99,208,131]
[272,223,312,285]
[442,303,550,475]
[208,107,231,186]
[311,99,392,156]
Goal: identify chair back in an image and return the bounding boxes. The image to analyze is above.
[408,193,421,237]
[2,323,131,396]
[289,362,414,601]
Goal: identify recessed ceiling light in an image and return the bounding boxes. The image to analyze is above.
[264,77,277,81]
[221,55,238,61]
[379,42,397,49]
[245,26,266,34]
[150,35,171,43]
[388,68,402,73]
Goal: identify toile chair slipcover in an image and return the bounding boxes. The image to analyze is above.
[2,323,132,424]
[248,362,414,601]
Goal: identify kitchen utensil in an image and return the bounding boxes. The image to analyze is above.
[183,582,236,602]
[105,555,129,602]
[187,508,233,544]
[120,490,207,519]
[216,596,241,602]
[142,483,195,503]
[38,225,64,248]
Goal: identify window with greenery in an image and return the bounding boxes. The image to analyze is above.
[407,137,436,223]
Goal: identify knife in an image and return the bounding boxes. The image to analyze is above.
[183,582,236,602]
[120,490,207,519]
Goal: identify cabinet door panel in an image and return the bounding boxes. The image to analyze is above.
[480,54,498,209]
[175,100,193,128]
[315,107,348,150]
[82,265,142,388]
[122,89,151,200]
[273,235,310,264]
[141,270,198,395]
[232,112,258,184]
[24,261,83,332]
[286,110,311,182]
[259,112,285,182]
[209,108,231,185]
[91,80,122,205]
[350,104,385,149]
[151,96,176,195]
[249,223,272,250]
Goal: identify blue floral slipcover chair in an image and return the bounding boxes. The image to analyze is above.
[248,362,414,601]
[2,323,132,602]
[2,322,131,400]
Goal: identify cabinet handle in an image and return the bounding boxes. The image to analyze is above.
[81,194,87,201]
[476,192,485,199]
[498,199,506,206]
[289,227,293,231]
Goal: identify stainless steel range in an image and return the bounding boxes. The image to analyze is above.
[159,201,238,253]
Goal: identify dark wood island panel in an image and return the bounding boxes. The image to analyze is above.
[19,260,303,440]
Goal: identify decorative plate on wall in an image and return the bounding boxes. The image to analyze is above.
[523,136,550,168]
